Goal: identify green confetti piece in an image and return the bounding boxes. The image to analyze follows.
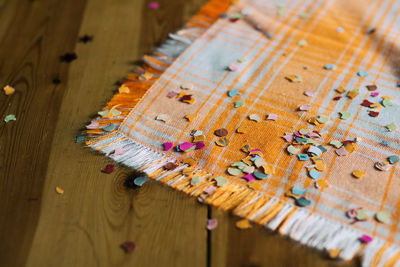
[190,176,203,186]
[339,111,352,120]
[231,161,247,170]
[98,110,110,117]
[295,197,312,207]
[227,167,243,176]
[317,115,329,124]
[381,98,393,107]
[386,122,398,132]
[375,210,391,224]
[214,176,227,186]
[234,100,244,108]
[4,114,16,123]
[329,140,343,148]
[297,154,309,161]
[388,155,399,164]
[287,145,300,155]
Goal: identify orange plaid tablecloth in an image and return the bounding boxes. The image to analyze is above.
[87,0,400,264]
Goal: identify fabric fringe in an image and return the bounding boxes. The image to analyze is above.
[84,0,400,265]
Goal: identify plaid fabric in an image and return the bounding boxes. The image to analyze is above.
[89,0,400,264]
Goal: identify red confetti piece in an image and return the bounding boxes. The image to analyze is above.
[120,241,136,254]
[366,85,377,91]
[369,111,379,117]
[101,164,115,174]
[361,99,373,107]
[333,96,342,101]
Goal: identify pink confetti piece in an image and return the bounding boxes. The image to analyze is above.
[204,185,217,196]
[335,146,348,156]
[167,91,178,98]
[299,104,311,111]
[163,142,174,151]
[148,2,159,9]
[304,91,315,97]
[179,142,194,151]
[266,113,278,121]
[113,147,125,156]
[86,120,99,129]
[242,173,255,182]
[282,133,294,142]
[371,92,379,97]
[195,142,205,149]
[306,131,321,138]
[359,235,373,243]
[228,62,239,71]
[206,219,218,230]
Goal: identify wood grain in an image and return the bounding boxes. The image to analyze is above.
[0,0,359,266]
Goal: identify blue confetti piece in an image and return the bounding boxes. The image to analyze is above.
[76,135,86,143]
[324,64,336,70]
[309,169,322,180]
[134,176,148,187]
[102,123,116,132]
[357,71,368,77]
[292,185,307,196]
[228,89,239,97]
[297,153,309,161]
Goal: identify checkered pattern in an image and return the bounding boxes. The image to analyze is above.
[89,0,400,259]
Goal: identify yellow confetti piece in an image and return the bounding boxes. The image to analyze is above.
[55,186,64,195]
[313,159,326,171]
[382,95,393,100]
[262,164,275,175]
[352,169,366,178]
[178,92,187,98]
[308,117,320,126]
[328,248,341,259]
[236,125,248,134]
[249,181,262,191]
[369,103,381,110]
[315,179,329,189]
[344,142,357,153]
[235,219,251,229]
[3,85,15,95]
[347,90,359,99]
[335,86,347,94]
[185,114,196,122]
[183,158,196,166]
[241,156,253,166]
[286,74,302,83]
[193,135,205,143]
[118,85,130,94]
[139,72,153,80]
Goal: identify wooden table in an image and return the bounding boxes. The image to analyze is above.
[0,0,358,266]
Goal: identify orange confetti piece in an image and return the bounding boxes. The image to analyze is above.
[236,125,248,134]
[335,86,347,93]
[315,179,329,189]
[235,219,251,229]
[313,159,326,171]
[184,158,196,166]
[139,72,153,80]
[55,186,64,195]
[328,248,341,259]
[3,85,15,95]
[118,85,130,94]
[344,142,357,153]
[193,135,205,143]
[352,170,366,179]
[262,164,275,175]
[185,114,196,122]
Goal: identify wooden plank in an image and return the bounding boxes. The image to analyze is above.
[210,208,359,267]
[0,0,87,266]
[0,0,208,266]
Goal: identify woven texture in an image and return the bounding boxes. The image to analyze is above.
[87,0,400,264]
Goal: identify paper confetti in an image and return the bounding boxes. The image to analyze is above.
[206,219,218,230]
[3,85,15,95]
[4,114,16,123]
[236,219,251,229]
